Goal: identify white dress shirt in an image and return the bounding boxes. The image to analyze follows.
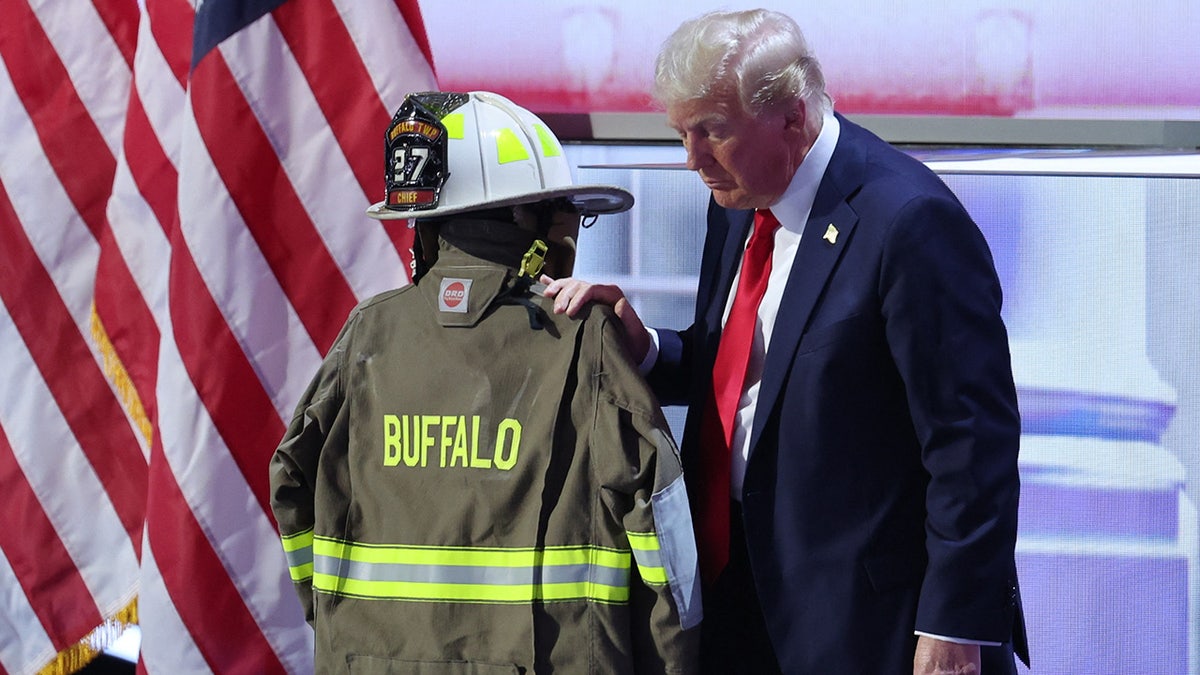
[720,112,840,499]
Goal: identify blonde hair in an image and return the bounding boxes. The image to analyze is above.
[653,9,832,122]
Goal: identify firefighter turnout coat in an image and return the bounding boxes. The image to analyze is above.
[270,233,702,674]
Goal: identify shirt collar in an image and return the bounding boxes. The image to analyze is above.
[768,111,840,233]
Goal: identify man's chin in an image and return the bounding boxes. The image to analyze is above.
[710,189,753,211]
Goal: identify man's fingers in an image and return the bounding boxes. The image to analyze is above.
[538,276,636,322]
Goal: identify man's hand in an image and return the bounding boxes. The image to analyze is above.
[913,636,981,675]
[540,275,650,362]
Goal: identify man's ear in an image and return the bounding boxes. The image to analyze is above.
[783,99,807,131]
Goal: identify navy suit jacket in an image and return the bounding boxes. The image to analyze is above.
[649,115,1028,673]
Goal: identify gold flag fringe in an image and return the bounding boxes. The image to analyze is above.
[44,302,152,674]
[89,304,154,446]
[37,599,138,675]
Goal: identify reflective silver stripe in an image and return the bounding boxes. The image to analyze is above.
[285,547,314,579]
[631,548,663,569]
[315,556,629,589]
[280,529,314,582]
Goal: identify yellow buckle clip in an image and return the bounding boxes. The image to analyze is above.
[519,240,549,279]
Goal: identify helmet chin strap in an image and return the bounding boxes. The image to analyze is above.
[488,239,552,332]
[517,240,549,281]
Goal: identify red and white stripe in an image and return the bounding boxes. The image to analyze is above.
[1,1,144,673]
[0,0,436,671]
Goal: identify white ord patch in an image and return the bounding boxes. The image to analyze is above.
[439,277,471,313]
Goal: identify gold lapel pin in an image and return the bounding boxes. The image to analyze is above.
[823,224,839,245]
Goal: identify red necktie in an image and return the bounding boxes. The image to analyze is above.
[696,209,780,583]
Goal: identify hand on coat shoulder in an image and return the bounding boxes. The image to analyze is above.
[540,275,650,362]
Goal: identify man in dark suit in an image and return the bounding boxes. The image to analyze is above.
[545,8,1028,674]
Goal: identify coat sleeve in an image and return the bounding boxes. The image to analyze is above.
[592,309,702,673]
[645,326,693,407]
[879,192,1022,643]
[648,194,739,407]
[268,315,354,623]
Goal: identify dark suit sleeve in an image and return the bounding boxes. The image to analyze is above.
[648,196,737,408]
[879,192,1022,642]
[646,327,693,406]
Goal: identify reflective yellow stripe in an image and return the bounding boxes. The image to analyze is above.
[282,528,313,552]
[627,531,659,551]
[315,539,627,569]
[495,128,530,164]
[534,124,561,157]
[443,112,465,139]
[627,530,667,585]
[287,561,314,582]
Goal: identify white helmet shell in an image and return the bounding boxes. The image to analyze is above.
[367,91,633,220]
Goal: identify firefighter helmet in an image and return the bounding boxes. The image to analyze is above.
[367,91,633,221]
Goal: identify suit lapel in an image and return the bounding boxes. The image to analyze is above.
[747,126,863,456]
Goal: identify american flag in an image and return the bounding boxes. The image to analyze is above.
[0,0,437,672]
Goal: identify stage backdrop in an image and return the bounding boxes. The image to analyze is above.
[421,0,1200,120]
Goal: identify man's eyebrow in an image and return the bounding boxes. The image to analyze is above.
[672,112,728,132]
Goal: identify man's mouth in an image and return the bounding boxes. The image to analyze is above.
[701,175,733,190]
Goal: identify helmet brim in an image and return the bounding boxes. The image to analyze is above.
[367,184,633,221]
